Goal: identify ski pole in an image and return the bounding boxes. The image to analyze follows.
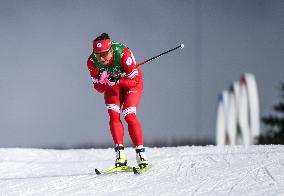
[110,43,184,78]
[137,43,184,66]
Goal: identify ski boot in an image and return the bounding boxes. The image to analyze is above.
[114,144,127,167]
[136,145,150,169]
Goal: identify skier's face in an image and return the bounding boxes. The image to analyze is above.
[95,48,113,65]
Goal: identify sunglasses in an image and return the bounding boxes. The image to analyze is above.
[94,48,111,59]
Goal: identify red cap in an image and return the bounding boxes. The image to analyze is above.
[93,39,111,52]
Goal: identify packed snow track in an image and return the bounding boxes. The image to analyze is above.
[0,145,284,195]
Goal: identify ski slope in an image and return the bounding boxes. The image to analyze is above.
[0,145,284,196]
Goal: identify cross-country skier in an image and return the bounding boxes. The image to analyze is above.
[87,33,149,169]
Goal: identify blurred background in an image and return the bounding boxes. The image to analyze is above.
[0,0,283,148]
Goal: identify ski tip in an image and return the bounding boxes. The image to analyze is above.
[95,168,101,175]
[180,43,185,49]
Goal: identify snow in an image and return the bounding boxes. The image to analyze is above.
[0,145,284,196]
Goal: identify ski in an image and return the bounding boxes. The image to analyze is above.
[133,165,152,175]
[95,165,137,175]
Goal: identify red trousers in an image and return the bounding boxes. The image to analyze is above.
[104,82,143,146]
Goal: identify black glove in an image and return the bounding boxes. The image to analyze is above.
[108,75,120,84]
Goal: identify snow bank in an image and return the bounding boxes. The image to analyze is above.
[0,145,283,195]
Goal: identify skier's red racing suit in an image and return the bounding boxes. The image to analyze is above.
[87,42,144,146]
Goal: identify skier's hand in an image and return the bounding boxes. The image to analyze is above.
[108,75,120,84]
[104,77,116,86]
[104,75,120,87]
[98,71,108,84]
[98,71,116,86]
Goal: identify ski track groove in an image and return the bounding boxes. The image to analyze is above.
[186,149,284,196]
[225,157,283,196]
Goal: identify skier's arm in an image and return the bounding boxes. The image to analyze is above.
[87,56,107,93]
[117,48,140,88]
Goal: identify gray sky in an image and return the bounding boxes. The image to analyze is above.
[0,0,283,148]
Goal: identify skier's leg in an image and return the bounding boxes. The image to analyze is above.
[107,107,124,145]
[124,113,143,146]
[122,84,149,167]
[122,84,143,147]
[104,87,127,166]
